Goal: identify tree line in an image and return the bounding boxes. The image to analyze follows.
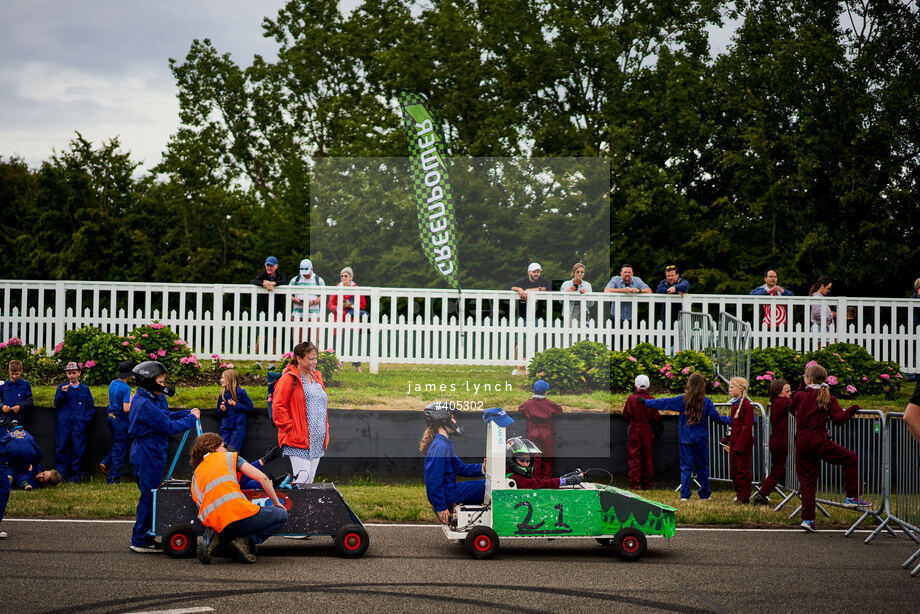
[1,1,917,297]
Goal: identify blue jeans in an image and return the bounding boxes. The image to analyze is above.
[221,506,289,545]
[679,440,711,499]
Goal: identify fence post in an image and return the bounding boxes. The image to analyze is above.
[54,280,66,349]
[369,287,380,374]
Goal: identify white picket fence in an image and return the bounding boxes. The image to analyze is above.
[0,280,917,374]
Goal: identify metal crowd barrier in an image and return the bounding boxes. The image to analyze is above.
[770,410,888,533]
[674,400,769,494]
[677,311,717,364]
[864,413,920,545]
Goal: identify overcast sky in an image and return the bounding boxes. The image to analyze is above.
[1,1,735,175]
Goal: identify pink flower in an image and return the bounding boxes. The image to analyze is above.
[806,360,819,368]
[862,376,869,382]
[627,356,637,362]
[896,373,903,379]
[756,375,764,381]
[324,348,335,353]
[666,373,674,378]
[881,373,890,380]
[179,357,188,364]
[766,371,774,375]
[149,353,157,359]
[763,374,773,380]
[713,381,721,388]
[142,333,149,338]
[7,337,22,346]
[283,352,293,359]
[122,341,129,346]
[157,349,167,357]
[175,339,186,345]
[85,360,96,368]
[846,385,857,394]
[53,342,64,354]
[665,363,672,369]
[0,343,6,349]
[151,323,164,330]
[134,346,142,352]
[78,362,83,369]
[211,354,219,359]
[681,367,690,375]
[826,375,838,386]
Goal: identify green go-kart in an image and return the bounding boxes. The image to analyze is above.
[443,414,676,560]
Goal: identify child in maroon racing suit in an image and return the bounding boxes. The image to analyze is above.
[728,377,754,504]
[752,379,792,505]
[622,375,659,489]
[505,437,583,488]
[517,379,563,480]
[793,363,869,532]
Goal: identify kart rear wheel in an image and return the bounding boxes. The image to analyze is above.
[335,524,369,558]
[465,526,499,559]
[164,527,196,559]
[613,527,647,562]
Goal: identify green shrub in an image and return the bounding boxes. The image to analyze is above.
[128,323,200,379]
[628,342,668,386]
[665,350,714,393]
[609,351,641,392]
[800,343,903,399]
[570,341,610,390]
[54,327,131,385]
[317,348,342,384]
[749,346,800,395]
[527,348,587,392]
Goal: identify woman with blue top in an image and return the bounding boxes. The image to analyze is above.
[643,372,729,501]
[217,369,255,452]
[420,402,485,524]
[271,341,328,485]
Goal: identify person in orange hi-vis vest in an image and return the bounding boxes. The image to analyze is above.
[190,432,288,564]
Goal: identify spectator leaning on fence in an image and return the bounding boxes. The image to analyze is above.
[559,262,594,321]
[290,259,325,319]
[655,265,689,295]
[604,264,651,322]
[506,262,551,376]
[750,270,794,328]
[251,256,288,368]
[808,276,835,331]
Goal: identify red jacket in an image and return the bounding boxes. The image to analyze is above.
[623,391,659,427]
[729,397,754,453]
[327,281,367,317]
[791,388,858,436]
[768,396,793,450]
[518,397,564,456]
[272,363,329,451]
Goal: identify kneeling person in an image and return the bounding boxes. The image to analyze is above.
[190,433,289,564]
[506,437,583,489]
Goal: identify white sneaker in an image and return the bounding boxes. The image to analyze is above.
[0,529,8,538]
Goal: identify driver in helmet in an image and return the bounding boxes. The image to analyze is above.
[506,437,584,489]
[128,360,201,553]
[420,402,486,524]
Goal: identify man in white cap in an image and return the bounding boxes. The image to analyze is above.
[621,374,660,490]
[505,263,551,375]
[289,258,326,318]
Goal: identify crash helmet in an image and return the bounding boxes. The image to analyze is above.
[506,437,542,477]
[423,401,463,437]
[133,360,169,394]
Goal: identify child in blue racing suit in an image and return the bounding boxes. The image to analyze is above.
[420,402,485,524]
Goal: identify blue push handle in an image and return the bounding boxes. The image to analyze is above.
[164,418,203,481]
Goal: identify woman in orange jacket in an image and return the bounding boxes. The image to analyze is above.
[271,341,329,484]
[190,432,288,564]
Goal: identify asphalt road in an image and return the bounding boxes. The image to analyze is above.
[1,520,918,613]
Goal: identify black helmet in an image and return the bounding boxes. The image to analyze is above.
[506,437,541,477]
[424,402,463,437]
[133,361,169,395]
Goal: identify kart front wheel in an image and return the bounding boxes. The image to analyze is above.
[465,526,499,559]
[613,527,647,562]
[335,524,369,558]
[164,526,196,559]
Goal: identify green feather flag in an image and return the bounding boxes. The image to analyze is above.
[398,91,460,290]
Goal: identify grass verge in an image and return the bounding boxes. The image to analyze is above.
[3,478,865,528]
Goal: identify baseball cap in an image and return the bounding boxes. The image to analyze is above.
[533,379,550,395]
[116,361,136,379]
[299,258,313,273]
[527,262,541,272]
[635,374,650,390]
[483,407,514,427]
[64,362,79,371]
[264,256,278,266]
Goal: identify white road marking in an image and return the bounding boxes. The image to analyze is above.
[124,608,214,614]
[4,518,880,533]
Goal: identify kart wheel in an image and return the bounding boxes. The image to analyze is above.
[164,527,196,559]
[613,527,647,562]
[465,526,499,559]
[335,524,369,558]
[595,538,613,547]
